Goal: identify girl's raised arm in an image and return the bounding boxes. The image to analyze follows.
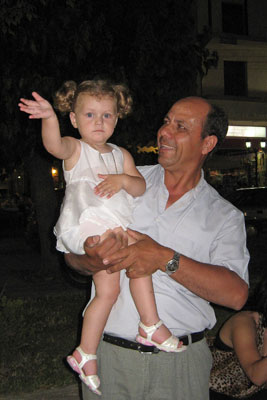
[19,92,77,161]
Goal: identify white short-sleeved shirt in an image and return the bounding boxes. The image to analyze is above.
[89,164,249,340]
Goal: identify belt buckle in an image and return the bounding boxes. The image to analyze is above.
[137,344,160,354]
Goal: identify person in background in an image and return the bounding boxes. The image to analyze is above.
[209,274,267,399]
[65,96,250,400]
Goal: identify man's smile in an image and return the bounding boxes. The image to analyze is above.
[158,141,176,151]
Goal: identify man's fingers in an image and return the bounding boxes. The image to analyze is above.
[103,246,128,265]
[84,235,100,249]
[107,261,128,274]
[127,229,144,241]
[125,269,142,279]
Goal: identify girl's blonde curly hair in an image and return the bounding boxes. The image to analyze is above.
[53,79,132,118]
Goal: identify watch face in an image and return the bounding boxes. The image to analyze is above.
[166,252,180,275]
[168,261,177,271]
[166,260,178,274]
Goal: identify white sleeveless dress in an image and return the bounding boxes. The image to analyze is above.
[54,141,134,254]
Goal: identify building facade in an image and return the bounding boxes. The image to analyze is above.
[195,0,267,193]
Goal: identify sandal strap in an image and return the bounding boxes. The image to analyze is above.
[81,374,101,395]
[160,335,180,351]
[76,346,97,370]
[138,320,163,341]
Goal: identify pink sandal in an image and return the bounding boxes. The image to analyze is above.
[136,320,187,353]
[67,346,101,396]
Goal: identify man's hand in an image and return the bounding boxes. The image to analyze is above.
[64,229,128,275]
[104,229,173,278]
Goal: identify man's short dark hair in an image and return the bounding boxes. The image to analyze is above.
[202,104,228,150]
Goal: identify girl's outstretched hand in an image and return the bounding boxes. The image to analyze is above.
[18,92,55,119]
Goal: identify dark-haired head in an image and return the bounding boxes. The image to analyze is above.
[201,104,229,155]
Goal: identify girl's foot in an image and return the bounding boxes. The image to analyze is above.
[72,347,97,376]
[67,346,101,396]
[136,320,187,352]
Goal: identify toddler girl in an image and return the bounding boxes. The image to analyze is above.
[19,79,186,396]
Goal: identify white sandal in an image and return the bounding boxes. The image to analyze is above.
[67,346,101,396]
[136,320,187,353]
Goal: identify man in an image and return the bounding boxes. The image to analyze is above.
[65,97,249,400]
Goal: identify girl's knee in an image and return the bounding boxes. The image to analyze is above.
[94,270,120,304]
[96,281,120,304]
[101,289,120,305]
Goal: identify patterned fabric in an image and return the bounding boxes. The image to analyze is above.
[208,314,267,398]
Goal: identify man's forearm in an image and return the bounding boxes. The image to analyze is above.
[169,255,248,310]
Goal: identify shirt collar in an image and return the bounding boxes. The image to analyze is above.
[161,166,205,200]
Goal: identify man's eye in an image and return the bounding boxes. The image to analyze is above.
[177,124,185,130]
[163,118,169,125]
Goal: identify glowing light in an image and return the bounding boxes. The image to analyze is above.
[51,168,58,176]
[137,145,158,154]
[227,126,266,138]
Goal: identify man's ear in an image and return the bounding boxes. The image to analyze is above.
[202,135,218,155]
[69,112,78,128]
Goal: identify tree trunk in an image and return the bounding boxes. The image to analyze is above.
[26,148,61,276]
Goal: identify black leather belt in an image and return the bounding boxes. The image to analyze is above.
[103,331,205,354]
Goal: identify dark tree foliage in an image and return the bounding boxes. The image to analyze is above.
[0,0,201,273]
[1,0,199,166]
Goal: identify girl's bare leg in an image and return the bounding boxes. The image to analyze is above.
[72,269,120,376]
[130,276,183,348]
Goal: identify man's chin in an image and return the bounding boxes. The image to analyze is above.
[158,155,171,168]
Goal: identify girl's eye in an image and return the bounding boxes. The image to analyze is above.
[87,112,93,118]
[104,113,112,119]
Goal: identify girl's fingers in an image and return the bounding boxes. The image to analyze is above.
[32,92,45,102]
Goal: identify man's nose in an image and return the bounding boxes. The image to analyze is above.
[159,124,173,137]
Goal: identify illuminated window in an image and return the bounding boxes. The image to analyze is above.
[227,126,266,138]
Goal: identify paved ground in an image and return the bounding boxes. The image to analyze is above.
[0,384,82,400]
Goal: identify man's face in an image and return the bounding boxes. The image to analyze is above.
[157,98,212,172]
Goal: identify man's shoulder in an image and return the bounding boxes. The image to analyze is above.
[204,181,243,216]
[137,164,161,178]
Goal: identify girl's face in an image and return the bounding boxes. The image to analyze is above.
[70,94,118,150]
